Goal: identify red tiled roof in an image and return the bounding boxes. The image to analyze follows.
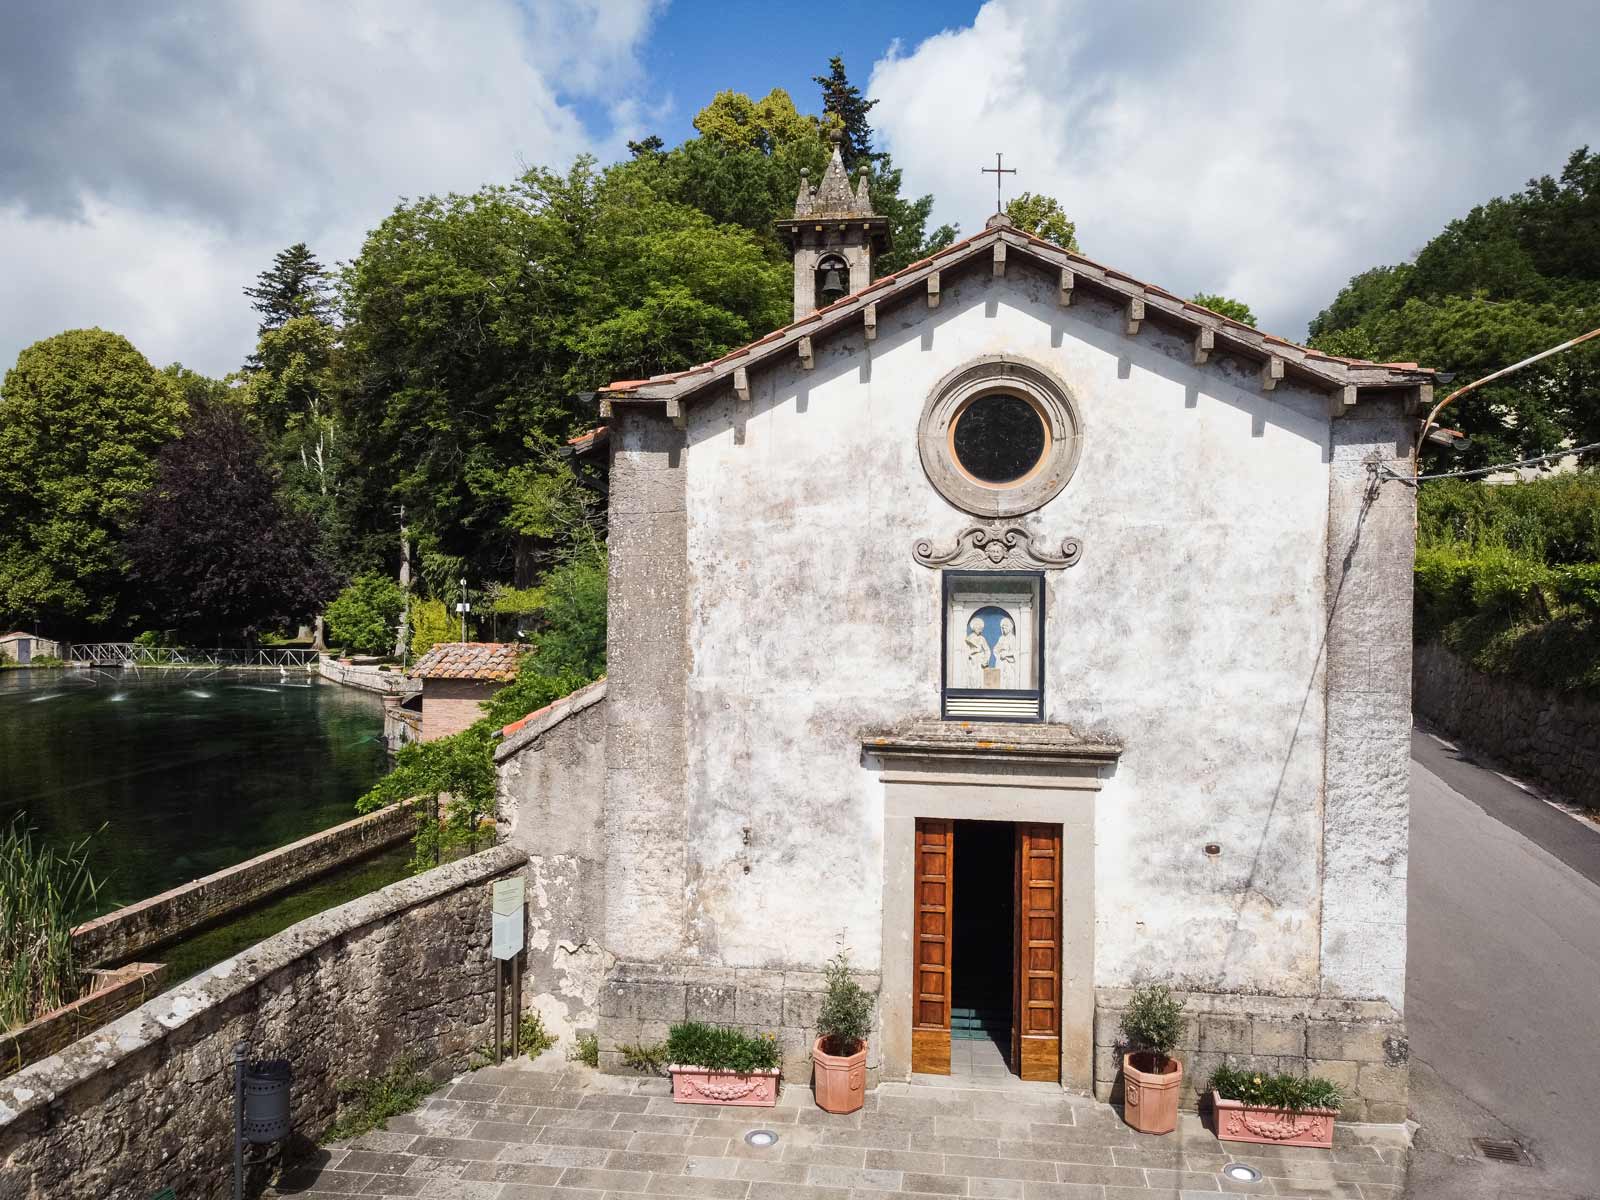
[599,222,1434,404]
[498,675,607,738]
[409,642,524,682]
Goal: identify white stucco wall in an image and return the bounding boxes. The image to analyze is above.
[677,266,1343,999]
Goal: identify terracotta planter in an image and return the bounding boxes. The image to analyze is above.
[668,1064,779,1107]
[812,1036,867,1114]
[1212,1092,1337,1148]
[1122,1051,1182,1135]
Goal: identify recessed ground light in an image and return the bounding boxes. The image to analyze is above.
[1222,1163,1262,1182]
[744,1129,779,1148]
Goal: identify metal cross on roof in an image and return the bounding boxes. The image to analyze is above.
[980,152,1017,213]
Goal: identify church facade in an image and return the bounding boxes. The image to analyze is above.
[496,143,1429,1120]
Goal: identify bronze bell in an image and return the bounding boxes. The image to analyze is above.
[820,267,846,301]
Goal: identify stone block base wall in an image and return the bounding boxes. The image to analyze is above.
[1414,641,1600,805]
[1093,989,1408,1124]
[599,961,882,1088]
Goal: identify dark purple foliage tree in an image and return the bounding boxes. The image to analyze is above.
[127,400,341,641]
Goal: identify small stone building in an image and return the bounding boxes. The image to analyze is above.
[409,642,521,741]
[497,140,1430,1121]
[0,632,60,664]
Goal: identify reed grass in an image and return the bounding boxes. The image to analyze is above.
[0,817,102,1031]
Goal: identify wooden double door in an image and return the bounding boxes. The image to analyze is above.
[913,818,1063,1082]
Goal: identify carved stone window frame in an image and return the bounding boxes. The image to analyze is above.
[918,355,1084,518]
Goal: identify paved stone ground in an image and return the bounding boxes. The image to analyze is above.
[271,1056,1408,1200]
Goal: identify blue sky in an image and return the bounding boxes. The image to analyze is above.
[627,1,977,147]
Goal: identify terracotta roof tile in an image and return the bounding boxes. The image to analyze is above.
[598,224,1435,402]
[409,641,524,682]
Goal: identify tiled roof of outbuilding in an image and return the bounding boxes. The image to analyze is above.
[409,642,523,682]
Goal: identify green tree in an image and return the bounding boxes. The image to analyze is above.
[1310,147,1600,466]
[811,57,955,275]
[125,399,340,640]
[1004,192,1079,251]
[1190,292,1256,327]
[244,242,332,335]
[237,314,344,544]
[409,597,457,659]
[813,56,877,169]
[0,329,185,629]
[338,157,788,583]
[325,573,405,654]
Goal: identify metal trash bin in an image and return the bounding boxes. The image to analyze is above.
[240,1058,292,1144]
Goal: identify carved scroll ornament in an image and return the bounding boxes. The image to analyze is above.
[913,524,1082,570]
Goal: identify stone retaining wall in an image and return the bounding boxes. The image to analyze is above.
[1093,988,1409,1124]
[0,962,166,1077]
[599,960,883,1087]
[316,656,420,697]
[0,843,525,1200]
[73,801,416,966]
[1414,641,1600,805]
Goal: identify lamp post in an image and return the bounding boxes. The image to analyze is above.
[456,577,470,641]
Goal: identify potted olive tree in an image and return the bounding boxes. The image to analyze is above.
[811,948,873,1114]
[665,1021,782,1107]
[1209,1066,1342,1149]
[1120,984,1185,1134]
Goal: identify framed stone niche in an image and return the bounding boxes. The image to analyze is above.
[942,571,1043,721]
[918,355,1084,518]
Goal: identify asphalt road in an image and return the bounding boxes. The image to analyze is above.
[1406,727,1600,1199]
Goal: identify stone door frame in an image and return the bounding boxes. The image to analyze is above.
[873,753,1105,1091]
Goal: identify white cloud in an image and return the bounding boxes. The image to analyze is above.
[868,0,1600,339]
[0,0,662,377]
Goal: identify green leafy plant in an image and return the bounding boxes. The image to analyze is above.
[616,1039,670,1075]
[1209,1065,1343,1112]
[515,1011,558,1058]
[1119,984,1185,1074]
[664,1022,782,1074]
[0,817,102,1030]
[571,1032,600,1068]
[325,574,404,656]
[324,1054,435,1141]
[815,948,873,1056]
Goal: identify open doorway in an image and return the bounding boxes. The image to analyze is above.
[950,820,1016,1081]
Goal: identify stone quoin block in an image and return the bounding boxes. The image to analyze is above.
[1305,1059,1362,1094]
[1307,1020,1392,1064]
[628,983,688,1023]
[1198,1014,1252,1055]
[686,984,737,1024]
[1357,1062,1410,1103]
[735,987,785,1027]
[1251,1016,1308,1057]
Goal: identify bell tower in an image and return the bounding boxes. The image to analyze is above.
[776,132,891,321]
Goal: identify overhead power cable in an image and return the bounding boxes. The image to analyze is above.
[1384,440,1600,486]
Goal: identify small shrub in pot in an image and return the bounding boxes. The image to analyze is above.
[1209,1065,1342,1148]
[1118,984,1185,1135]
[665,1021,782,1107]
[812,948,873,1113]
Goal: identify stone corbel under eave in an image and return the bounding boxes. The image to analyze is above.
[913,523,1083,570]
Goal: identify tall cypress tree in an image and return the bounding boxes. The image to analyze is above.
[244,243,332,336]
[813,56,878,169]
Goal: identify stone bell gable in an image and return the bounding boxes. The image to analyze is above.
[502,213,1432,1117]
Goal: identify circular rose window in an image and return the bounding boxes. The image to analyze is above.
[919,356,1082,517]
[950,393,1049,485]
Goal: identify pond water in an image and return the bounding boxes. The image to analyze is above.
[0,666,391,916]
